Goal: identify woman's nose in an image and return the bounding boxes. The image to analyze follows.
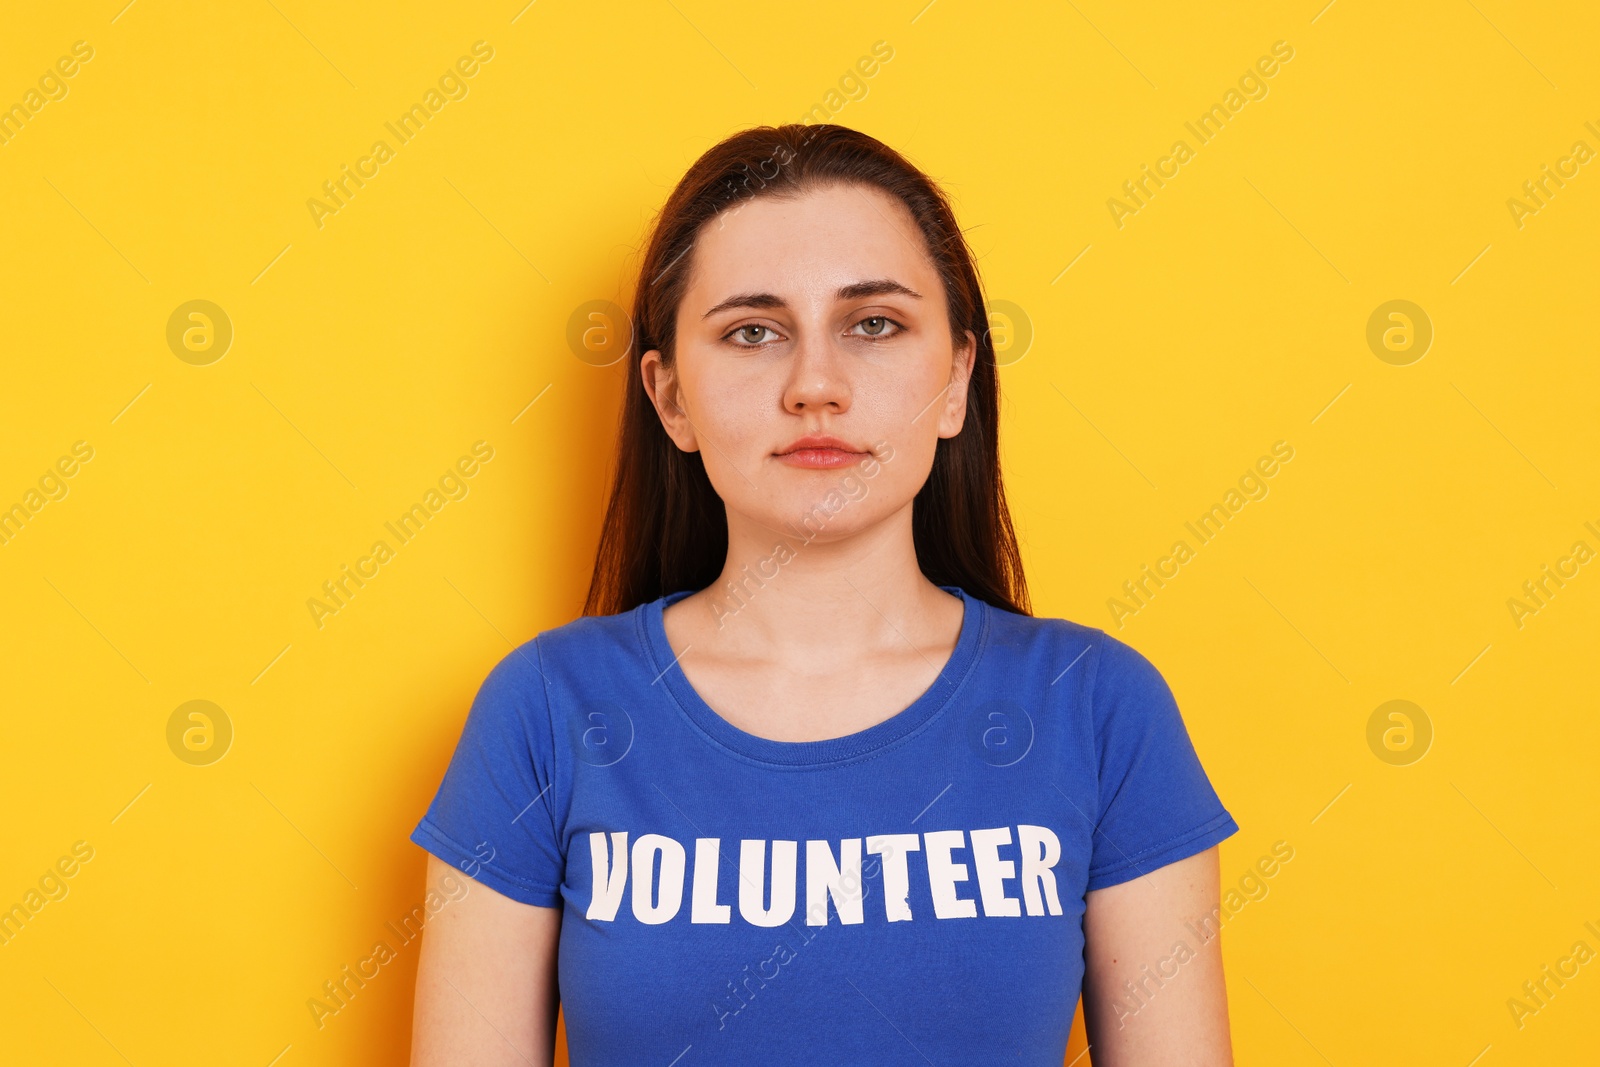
[782,329,852,414]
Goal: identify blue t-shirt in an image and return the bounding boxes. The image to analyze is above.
[410,585,1237,1065]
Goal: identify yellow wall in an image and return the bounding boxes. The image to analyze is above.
[2,1,1596,1063]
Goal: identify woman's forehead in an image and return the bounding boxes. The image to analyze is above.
[685,183,938,310]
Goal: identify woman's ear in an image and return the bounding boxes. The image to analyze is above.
[936,328,978,440]
[640,349,700,453]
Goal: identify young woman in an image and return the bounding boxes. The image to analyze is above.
[408,124,1238,1066]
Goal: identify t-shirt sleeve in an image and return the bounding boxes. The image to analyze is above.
[409,639,565,908]
[1084,631,1238,892]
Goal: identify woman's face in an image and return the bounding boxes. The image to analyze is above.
[642,180,976,546]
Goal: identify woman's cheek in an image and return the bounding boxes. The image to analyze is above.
[685,361,763,448]
[713,392,776,466]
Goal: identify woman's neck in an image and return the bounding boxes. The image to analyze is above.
[671,501,962,668]
[658,501,968,742]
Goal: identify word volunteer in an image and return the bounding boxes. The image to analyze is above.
[583,825,1066,926]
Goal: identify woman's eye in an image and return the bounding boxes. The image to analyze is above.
[728,324,778,346]
[855,316,900,338]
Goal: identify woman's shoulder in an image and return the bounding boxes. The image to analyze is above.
[984,600,1100,642]
[979,597,1175,706]
[476,600,656,693]
[979,595,1108,660]
[536,602,652,658]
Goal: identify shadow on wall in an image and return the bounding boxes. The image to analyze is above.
[390,269,629,1059]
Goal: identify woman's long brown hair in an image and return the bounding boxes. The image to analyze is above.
[582,123,1030,618]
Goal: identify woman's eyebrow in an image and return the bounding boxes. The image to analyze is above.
[837,278,922,302]
[702,292,786,319]
[701,279,922,320]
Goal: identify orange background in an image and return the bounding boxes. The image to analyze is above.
[2,1,1597,1064]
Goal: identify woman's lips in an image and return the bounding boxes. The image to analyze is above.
[774,435,871,469]
[775,447,867,469]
